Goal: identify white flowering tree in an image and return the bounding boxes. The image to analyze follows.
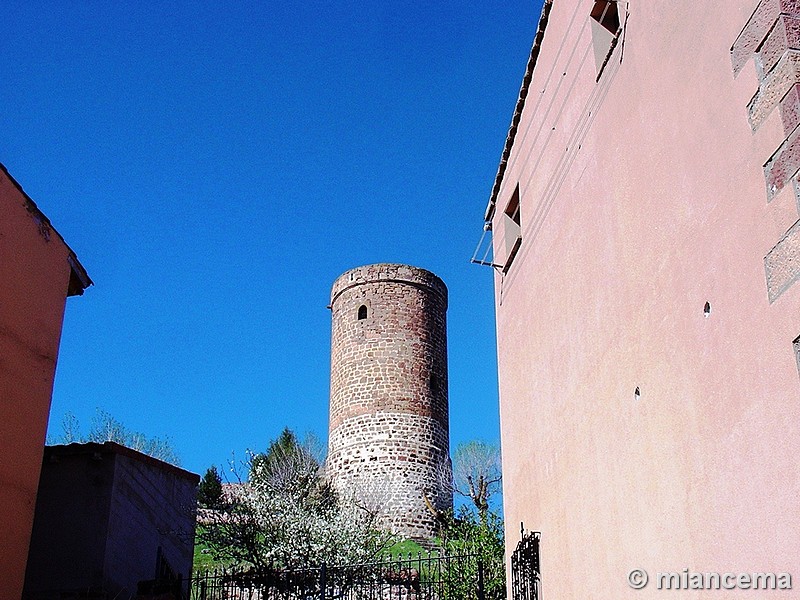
[198,429,395,571]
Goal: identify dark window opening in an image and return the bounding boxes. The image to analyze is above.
[506,189,521,228]
[591,0,620,34]
[793,335,800,380]
[590,0,622,79]
[357,305,368,320]
[502,185,522,273]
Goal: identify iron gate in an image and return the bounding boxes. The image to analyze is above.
[510,525,540,600]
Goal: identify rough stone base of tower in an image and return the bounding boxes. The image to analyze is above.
[327,413,452,542]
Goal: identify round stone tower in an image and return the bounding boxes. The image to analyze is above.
[326,263,451,542]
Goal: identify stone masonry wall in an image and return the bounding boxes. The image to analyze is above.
[732,0,800,301]
[327,264,451,542]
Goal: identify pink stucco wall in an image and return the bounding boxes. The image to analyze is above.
[0,165,89,599]
[491,1,800,597]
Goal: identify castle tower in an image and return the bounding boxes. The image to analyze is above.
[326,264,451,542]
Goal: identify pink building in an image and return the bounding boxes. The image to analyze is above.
[0,164,91,599]
[486,0,800,596]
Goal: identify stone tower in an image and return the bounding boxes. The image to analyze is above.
[326,263,452,542]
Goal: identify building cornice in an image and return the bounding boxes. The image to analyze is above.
[485,0,554,222]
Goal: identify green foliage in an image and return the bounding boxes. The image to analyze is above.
[193,526,229,571]
[198,466,223,508]
[440,505,504,555]
[248,429,337,513]
[384,539,429,559]
[50,409,181,466]
[250,427,299,481]
[437,505,506,600]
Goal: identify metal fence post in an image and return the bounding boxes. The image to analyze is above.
[320,562,327,600]
[477,558,485,600]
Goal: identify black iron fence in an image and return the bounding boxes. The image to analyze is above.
[188,552,503,600]
[510,525,540,600]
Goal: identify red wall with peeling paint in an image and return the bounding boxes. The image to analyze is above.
[491,1,800,597]
[0,166,88,599]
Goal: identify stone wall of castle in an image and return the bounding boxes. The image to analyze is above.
[326,263,451,542]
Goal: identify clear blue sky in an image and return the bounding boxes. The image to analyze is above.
[2,1,542,477]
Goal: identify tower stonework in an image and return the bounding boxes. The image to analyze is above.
[327,263,451,542]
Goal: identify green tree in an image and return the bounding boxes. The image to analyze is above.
[438,505,506,600]
[198,466,223,508]
[250,427,303,482]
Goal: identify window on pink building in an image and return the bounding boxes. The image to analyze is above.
[590,0,622,78]
[501,185,522,273]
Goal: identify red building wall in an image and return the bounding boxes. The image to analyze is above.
[0,164,90,599]
[490,1,800,597]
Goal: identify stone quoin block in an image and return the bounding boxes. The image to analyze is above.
[780,83,800,132]
[748,49,800,130]
[758,14,800,76]
[326,264,452,542]
[732,0,800,75]
[764,118,800,198]
[765,217,800,301]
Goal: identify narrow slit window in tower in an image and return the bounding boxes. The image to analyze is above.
[357,305,368,320]
[430,373,440,395]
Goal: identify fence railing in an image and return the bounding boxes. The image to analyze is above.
[510,525,540,600]
[188,551,503,600]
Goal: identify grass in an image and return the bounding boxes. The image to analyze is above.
[383,539,437,560]
[193,526,229,572]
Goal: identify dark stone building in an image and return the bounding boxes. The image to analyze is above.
[23,442,199,599]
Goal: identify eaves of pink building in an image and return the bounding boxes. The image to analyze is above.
[0,163,91,599]
[488,0,800,597]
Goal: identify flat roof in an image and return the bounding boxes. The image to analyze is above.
[44,441,200,483]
